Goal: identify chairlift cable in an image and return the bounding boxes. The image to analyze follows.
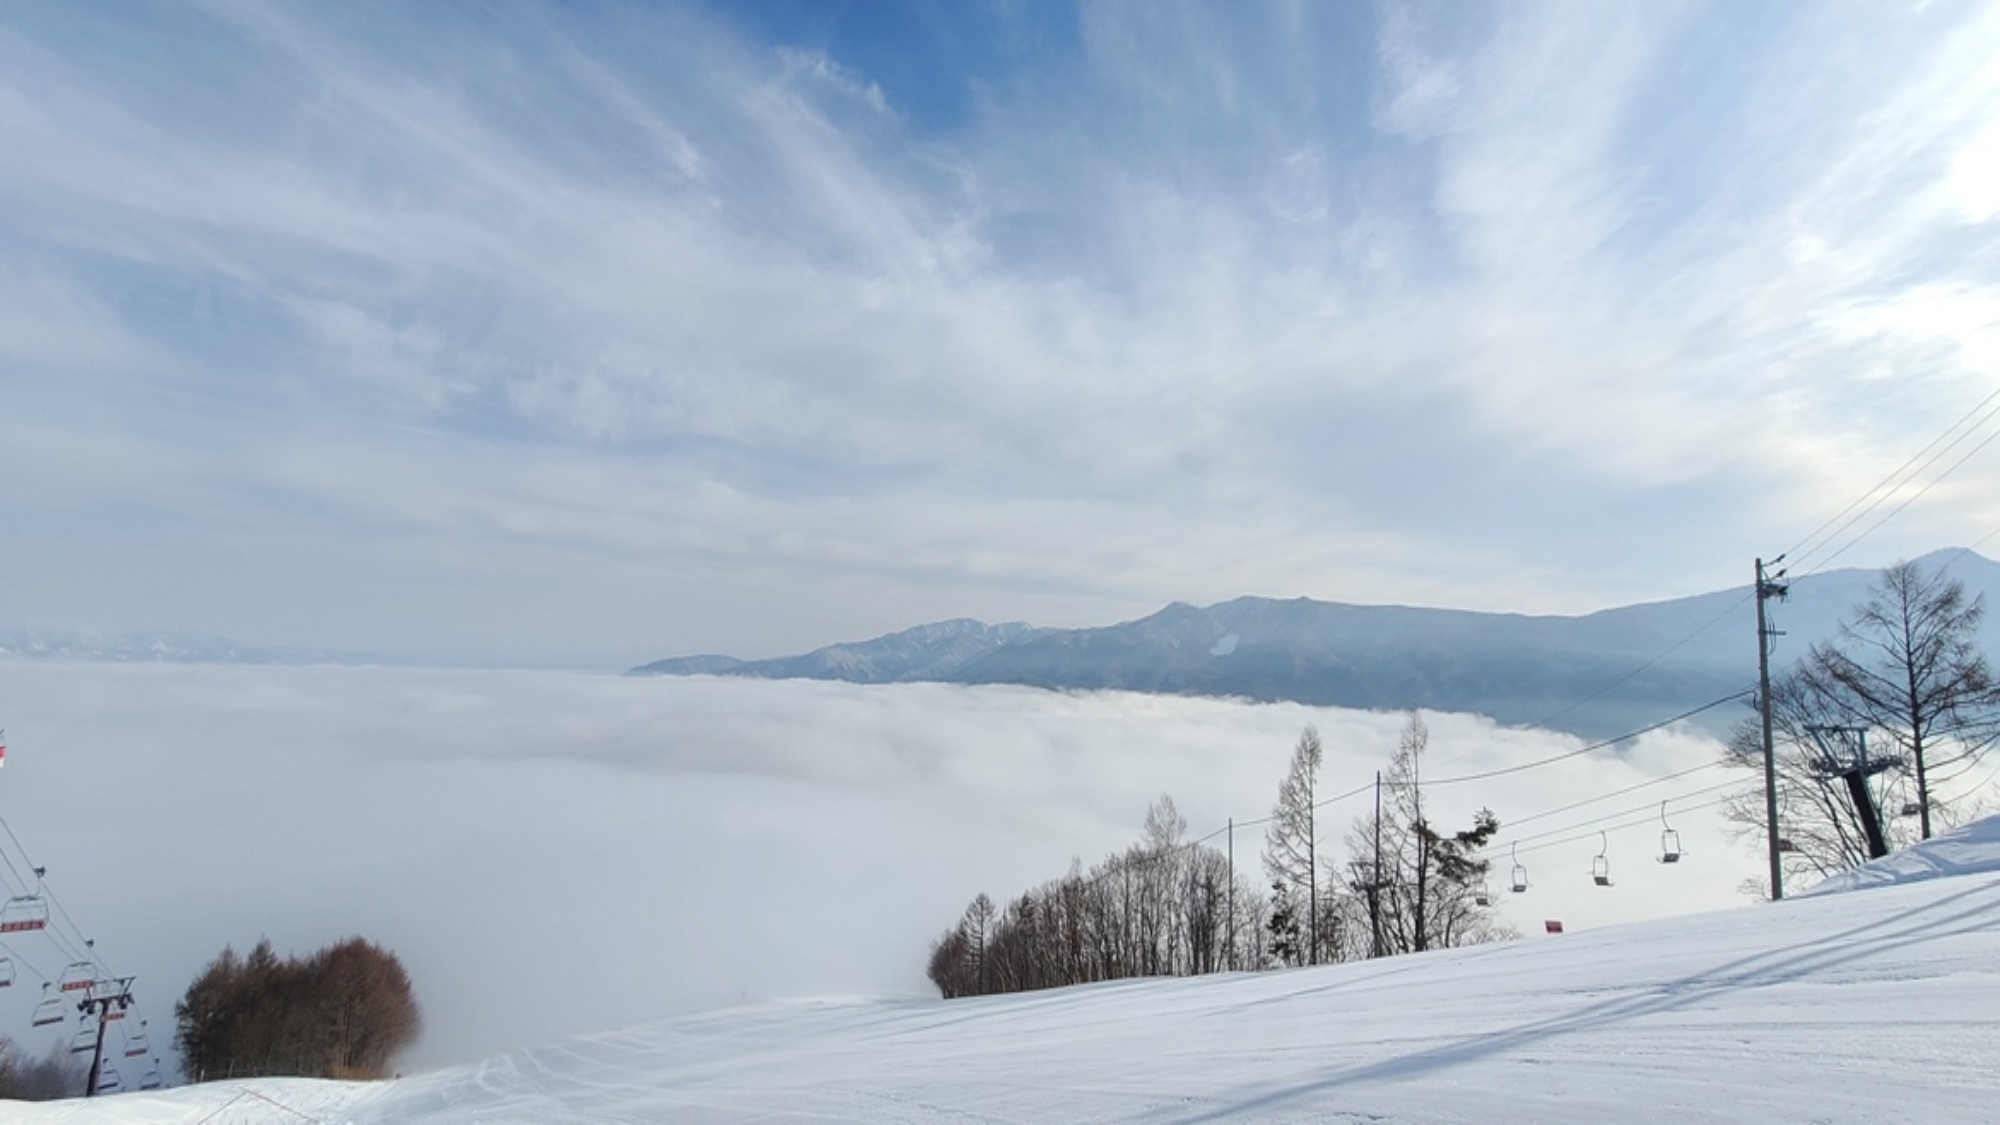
[1420,690,1751,787]
[0,937,51,986]
[1112,694,1760,900]
[1421,603,1757,776]
[1509,791,1745,858]
[0,838,34,898]
[1499,759,1726,831]
[1492,777,1749,850]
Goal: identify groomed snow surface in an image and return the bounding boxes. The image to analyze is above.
[15,820,2000,1124]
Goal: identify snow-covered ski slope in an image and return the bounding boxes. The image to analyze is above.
[17,820,2000,1124]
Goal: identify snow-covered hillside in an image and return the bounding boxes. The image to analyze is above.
[17,818,2000,1124]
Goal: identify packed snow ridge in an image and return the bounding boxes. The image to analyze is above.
[20,818,2000,1124]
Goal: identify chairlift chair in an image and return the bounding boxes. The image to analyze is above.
[139,1063,162,1090]
[1777,837,1797,852]
[31,985,66,1027]
[0,954,13,987]
[124,1019,151,1058]
[1474,881,1492,907]
[0,894,48,934]
[58,961,96,993]
[1591,831,1613,887]
[1658,801,1682,864]
[1901,801,1924,818]
[1509,843,1529,893]
[69,1022,97,1056]
[95,1062,120,1094]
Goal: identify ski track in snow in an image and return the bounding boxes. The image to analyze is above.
[10,825,2000,1124]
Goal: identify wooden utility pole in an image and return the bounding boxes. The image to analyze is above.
[1371,771,1385,960]
[1306,769,1317,966]
[1756,556,1790,901]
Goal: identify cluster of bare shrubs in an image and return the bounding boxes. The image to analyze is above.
[174,936,419,1082]
[0,1037,86,1101]
[928,795,1261,999]
[929,715,1509,999]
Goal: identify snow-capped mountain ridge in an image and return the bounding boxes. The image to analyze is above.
[0,626,358,666]
[631,617,1051,683]
[634,550,2000,739]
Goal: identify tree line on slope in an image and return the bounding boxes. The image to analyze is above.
[173,936,420,1082]
[927,713,1507,999]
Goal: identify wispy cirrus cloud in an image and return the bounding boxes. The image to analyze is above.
[4,1,2000,663]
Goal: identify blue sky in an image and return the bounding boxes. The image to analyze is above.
[4,1,2000,666]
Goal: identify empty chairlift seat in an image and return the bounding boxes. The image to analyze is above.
[57,961,97,993]
[0,895,48,934]
[31,986,67,1028]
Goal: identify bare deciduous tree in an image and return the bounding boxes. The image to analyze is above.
[1349,713,1504,955]
[1803,560,2000,840]
[1721,673,1930,889]
[925,798,1270,998]
[1263,727,1325,965]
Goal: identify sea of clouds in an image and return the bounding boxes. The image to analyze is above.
[0,662,1754,1071]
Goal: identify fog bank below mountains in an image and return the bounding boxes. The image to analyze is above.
[0,663,1751,1069]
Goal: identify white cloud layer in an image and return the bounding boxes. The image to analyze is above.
[0,664,1753,1071]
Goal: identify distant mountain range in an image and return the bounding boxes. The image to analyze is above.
[0,627,365,667]
[633,550,2000,740]
[12,552,1998,743]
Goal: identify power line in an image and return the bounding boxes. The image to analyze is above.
[1800,423,2000,577]
[1786,387,2000,571]
[1937,524,2000,579]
